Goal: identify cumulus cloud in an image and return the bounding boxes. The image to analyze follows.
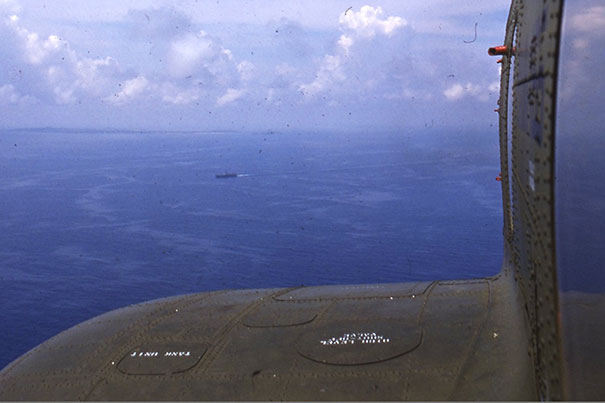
[0,83,35,105]
[74,57,121,94]
[2,10,130,104]
[337,34,354,54]
[0,2,505,129]
[339,6,406,38]
[216,88,245,106]
[108,76,149,104]
[7,15,71,65]
[300,54,345,97]
[0,5,249,107]
[444,81,498,102]
[0,0,20,16]
[107,78,203,106]
[444,83,469,100]
[299,5,407,97]
[237,60,255,82]
[157,27,249,103]
[159,82,200,105]
[167,30,233,79]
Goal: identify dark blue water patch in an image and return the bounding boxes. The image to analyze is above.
[0,129,503,369]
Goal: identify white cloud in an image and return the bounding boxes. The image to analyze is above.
[74,57,120,94]
[216,88,245,106]
[108,76,148,104]
[3,10,130,104]
[339,6,406,38]
[167,30,232,79]
[444,81,498,102]
[237,60,255,82]
[300,54,345,97]
[488,81,500,93]
[0,0,20,16]
[122,76,148,96]
[0,84,35,105]
[337,34,354,54]
[299,5,406,98]
[2,6,253,108]
[160,83,200,105]
[108,78,203,106]
[444,83,470,100]
[52,85,75,104]
[7,15,72,65]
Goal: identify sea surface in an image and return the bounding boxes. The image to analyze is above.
[0,128,503,369]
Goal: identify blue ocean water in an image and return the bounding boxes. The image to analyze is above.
[0,128,502,369]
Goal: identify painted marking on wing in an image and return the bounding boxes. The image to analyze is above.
[320,332,391,346]
[129,350,192,358]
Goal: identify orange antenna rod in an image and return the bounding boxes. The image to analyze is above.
[488,45,509,56]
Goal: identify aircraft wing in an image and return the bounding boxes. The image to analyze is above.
[0,270,536,400]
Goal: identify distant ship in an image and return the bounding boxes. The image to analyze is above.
[215,172,238,179]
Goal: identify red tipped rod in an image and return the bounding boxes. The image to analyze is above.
[488,45,511,56]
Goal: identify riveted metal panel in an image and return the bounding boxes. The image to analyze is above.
[0,277,537,400]
[497,0,517,243]
[504,0,564,399]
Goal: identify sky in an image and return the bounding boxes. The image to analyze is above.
[0,0,510,132]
